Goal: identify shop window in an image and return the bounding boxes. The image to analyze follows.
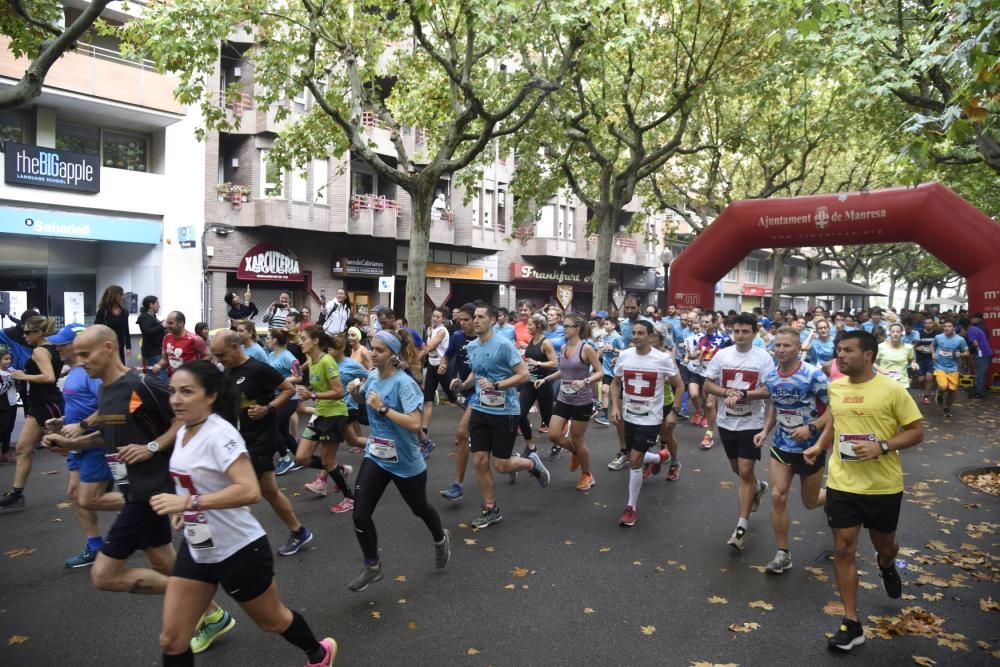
[745,257,762,284]
[102,130,148,171]
[260,149,282,197]
[0,111,26,148]
[313,159,328,204]
[56,122,100,156]
[724,266,739,282]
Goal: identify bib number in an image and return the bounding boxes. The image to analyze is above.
[939,349,953,358]
[480,389,506,409]
[560,383,579,396]
[726,400,751,417]
[837,433,875,462]
[183,511,214,550]
[368,436,398,463]
[624,395,650,416]
[777,408,804,430]
[105,453,128,483]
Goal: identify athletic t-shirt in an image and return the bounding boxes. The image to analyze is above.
[97,371,173,502]
[169,414,266,563]
[24,344,63,405]
[619,318,638,346]
[932,334,967,372]
[425,325,450,367]
[492,323,516,343]
[704,346,774,431]
[62,366,102,424]
[826,374,923,495]
[467,334,522,416]
[446,330,475,401]
[683,334,704,375]
[544,326,566,354]
[614,347,677,426]
[601,332,624,376]
[695,331,733,375]
[162,331,208,375]
[514,321,531,348]
[877,343,914,386]
[912,328,937,359]
[807,336,835,365]
[763,361,828,453]
[308,354,348,417]
[243,342,269,364]
[362,369,426,477]
[338,357,369,411]
[225,358,284,455]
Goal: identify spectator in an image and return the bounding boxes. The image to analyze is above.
[225,286,259,323]
[319,288,351,335]
[95,285,131,363]
[137,295,166,375]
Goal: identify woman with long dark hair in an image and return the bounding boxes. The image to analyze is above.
[320,288,351,336]
[517,314,557,456]
[138,295,166,376]
[95,285,131,363]
[153,361,336,666]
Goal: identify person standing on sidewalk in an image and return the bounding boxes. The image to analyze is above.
[964,314,993,399]
[803,330,923,653]
[138,296,166,379]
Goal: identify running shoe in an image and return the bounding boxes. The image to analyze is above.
[827,618,864,652]
[618,505,637,527]
[699,434,714,450]
[678,409,689,420]
[690,411,702,425]
[348,562,384,592]
[420,438,436,459]
[435,528,451,569]
[350,446,363,454]
[642,448,671,479]
[306,637,339,667]
[921,395,930,406]
[751,481,769,513]
[0,492,24,511]
[575,472,596,491]
[440,482,464,502]
[278,527,314,556]
[538,424,549,434]
[471,504,503,529]
[329,498,354,514]
[521,446,537,459]
[766,549,793,574]
[943,408,953,419]
[607,452,628,470]
[877,553,902,599]
[274,454,299,476]
[304,475,328,497]
[528,451,550,487]
[190,609,235,654]
[569,453,580,472]
[548,445,562,461]
[593,414,610,426]
[727,527,746,551]
[665,461,682,481]
[64,547,98,569]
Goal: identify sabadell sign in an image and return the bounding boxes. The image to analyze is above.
[4,142,100,193]
[237,243,304,281]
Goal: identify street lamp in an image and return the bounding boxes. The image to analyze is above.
[660,248,674,314]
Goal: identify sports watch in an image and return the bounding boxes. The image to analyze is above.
[146,441,160,454]
[879,440,890,455]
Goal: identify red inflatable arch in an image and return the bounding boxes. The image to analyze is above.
[669,182,1000,381]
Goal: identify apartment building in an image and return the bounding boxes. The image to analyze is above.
[0,3,203,334]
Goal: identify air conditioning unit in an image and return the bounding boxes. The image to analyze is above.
[233,66,242,78]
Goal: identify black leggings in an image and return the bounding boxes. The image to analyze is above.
[0,407,14,454]
[518,380,553,441]
[423,365,455,404]
[352,459,444,561]
[274,399,297,457]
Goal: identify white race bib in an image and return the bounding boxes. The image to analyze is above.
[560,383,579,396]
[480,389,506,409]
[368,436,398,463]
[837,433,875,462]
[624,395,650,416]
[939,349,953,358]
[105,453,128,482]
[777,408,804,429]
[183,511,215,550]
[726,400,752,417]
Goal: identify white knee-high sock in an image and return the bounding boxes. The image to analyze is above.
[643,451,660,465]
[628,468,643,509]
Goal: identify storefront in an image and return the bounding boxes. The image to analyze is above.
[740,285,769,312]
[395,245,499,316]
[225,243,308,325]
[510,262,617,315]
[621,267,659,308]
[331,254,390,326]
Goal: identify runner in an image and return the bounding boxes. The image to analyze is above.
[346,326,373,370]
[753,327,830,573]
[610,319,681,526]
[234,321,269,363]
[930,320,968,419]
[493,308,516,342]
[293,326,354,514]
[330,335,369,454]
[73,325,235,655]
[209,331,314,557]
[803,318,835,372]
[264,329,301,475]
[680,319,706,429]
[607,294,643,470]
[151,312,212,377]
[692,312,733,450]
[458,304,550,528]
[518,313,557,454]
[0,316,64,511]
[911,315,937,405]
[513,300,534,348]
[802,330,923,652]
[702,313,774,551]
[593,316,624,427]
[537,312,599,491]
[652,323,684,481]
[153,360,337,666]
[345,329,451,592]
[876,323,917,389]
[419,307,451,458]
[439,303,476,501]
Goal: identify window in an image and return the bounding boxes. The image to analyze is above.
[482,189,493,228]
[557,205,565,238]
[102,130,148,171]
[0,111,26,148]
[745,257,762,284]
[646,220,657,252]
[313,159,328,204]
[472,189,481,226]
[536,204,556,237]
[291,166,307,201]
[565,206,576,239]
[724,266,739,282]
[260,149,282,197]
[352,171,374,195]
[55,122,99,155]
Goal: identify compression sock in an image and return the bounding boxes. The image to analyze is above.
[329,466,353,499]
[628,468,642,509]
[308,455,325,471]
[281,610,324,663]
[642,451,660,465]
[86,536,104,552]
[163,649,195,667]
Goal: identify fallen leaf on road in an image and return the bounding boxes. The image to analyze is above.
[633,560,642,566]
[564,540,575,545]
[719,481,734,489]
[50,518,62,523]
[369,611,381,619]
[398,599,406,605]
[464,539,476,545]
[394,575,407,583]
[503,584,515,590]
[749,600,773,611]
[4,548,36,559]
[708,596,728,605]
[859,581,878,590]
[750,565,768,574]
[979,597,999,612]
[823,601,845,616]
[902,594,916,600]
[728,622,760,633]
[40,470,59,476]
[466,648,480,655]
[915,575,950,587]
[690,663,738,667]
[912,657,936,666]
[640,625,656,635]
[484,546,495,552]
[923,592,943,602]
[511,567,530,577]
[55,502,71,509]
[599,547,611,553]
[654,566,665,573]
[976,640,991,650]
[937,637,969,652]
[458,523,469,529]
[583,607,595,614]
[719,568,728,573]
[292,492,300,497]
[8,635,28,645]
[677,564,687,571]
[407,622,417,631]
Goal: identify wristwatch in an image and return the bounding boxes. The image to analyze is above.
[79,419,91,431]
[378,405,389,416]
[879,440,890,455]
[146,441,160,454]
[807,423,818,436]
[493,380,501,391]
[739,389,749,399]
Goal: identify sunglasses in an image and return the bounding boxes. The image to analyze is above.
[563,323,580,328]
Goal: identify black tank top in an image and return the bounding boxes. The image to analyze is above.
[525,337,547,380]
[25,344,64,405]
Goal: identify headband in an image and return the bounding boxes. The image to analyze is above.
[374,330,402,355]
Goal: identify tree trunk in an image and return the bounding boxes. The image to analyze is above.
[904,281,913,310]
[404,187,434,328]
[591,206,616,313]
[806,259,820,310]
[887,273,896,310]
[770,249,787,313]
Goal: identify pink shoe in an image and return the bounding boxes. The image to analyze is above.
[305,475,328,497]
[330,498,354,514]
[305,637,338,666]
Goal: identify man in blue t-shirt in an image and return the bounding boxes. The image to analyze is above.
[930,320,968,418]
[492,308,516,342]
[455,304,550,528]
[40,324,112,568]
[661,304,682,346]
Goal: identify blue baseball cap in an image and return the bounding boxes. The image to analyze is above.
[596,310,608,319]
[46,323,87,345]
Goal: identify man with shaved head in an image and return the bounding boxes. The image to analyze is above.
[149,311,211,377]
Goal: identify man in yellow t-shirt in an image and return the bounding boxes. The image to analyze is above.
[804,330,922,654]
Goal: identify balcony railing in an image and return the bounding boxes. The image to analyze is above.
[76,41,156,71]
[217,90,254,116]
[587,234,638,249]
[351,193,400,212]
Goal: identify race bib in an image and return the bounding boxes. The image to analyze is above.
[726,400,751,417]
[480,389,506,408]
[560,383,579,396]
[624,395,651,416]
[887,370,902,381]
[939,349,953,358]
[777,408,804,430]
[368,436,398,463]
[183,511,214,550]
[837,433,875,462]
[307,415,317,427]
[105,453,128,483]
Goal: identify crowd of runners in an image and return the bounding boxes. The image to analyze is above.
[0,285,992,662]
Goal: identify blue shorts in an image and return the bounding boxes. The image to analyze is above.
[67,448,113,483]
[916,356,934,376]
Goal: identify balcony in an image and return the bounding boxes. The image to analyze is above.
[585,234,659,268]
[519,235,580,260]
[0,38,183,115]
[347,194,399,238]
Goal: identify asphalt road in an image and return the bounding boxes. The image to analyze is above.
[0,394,997,666]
